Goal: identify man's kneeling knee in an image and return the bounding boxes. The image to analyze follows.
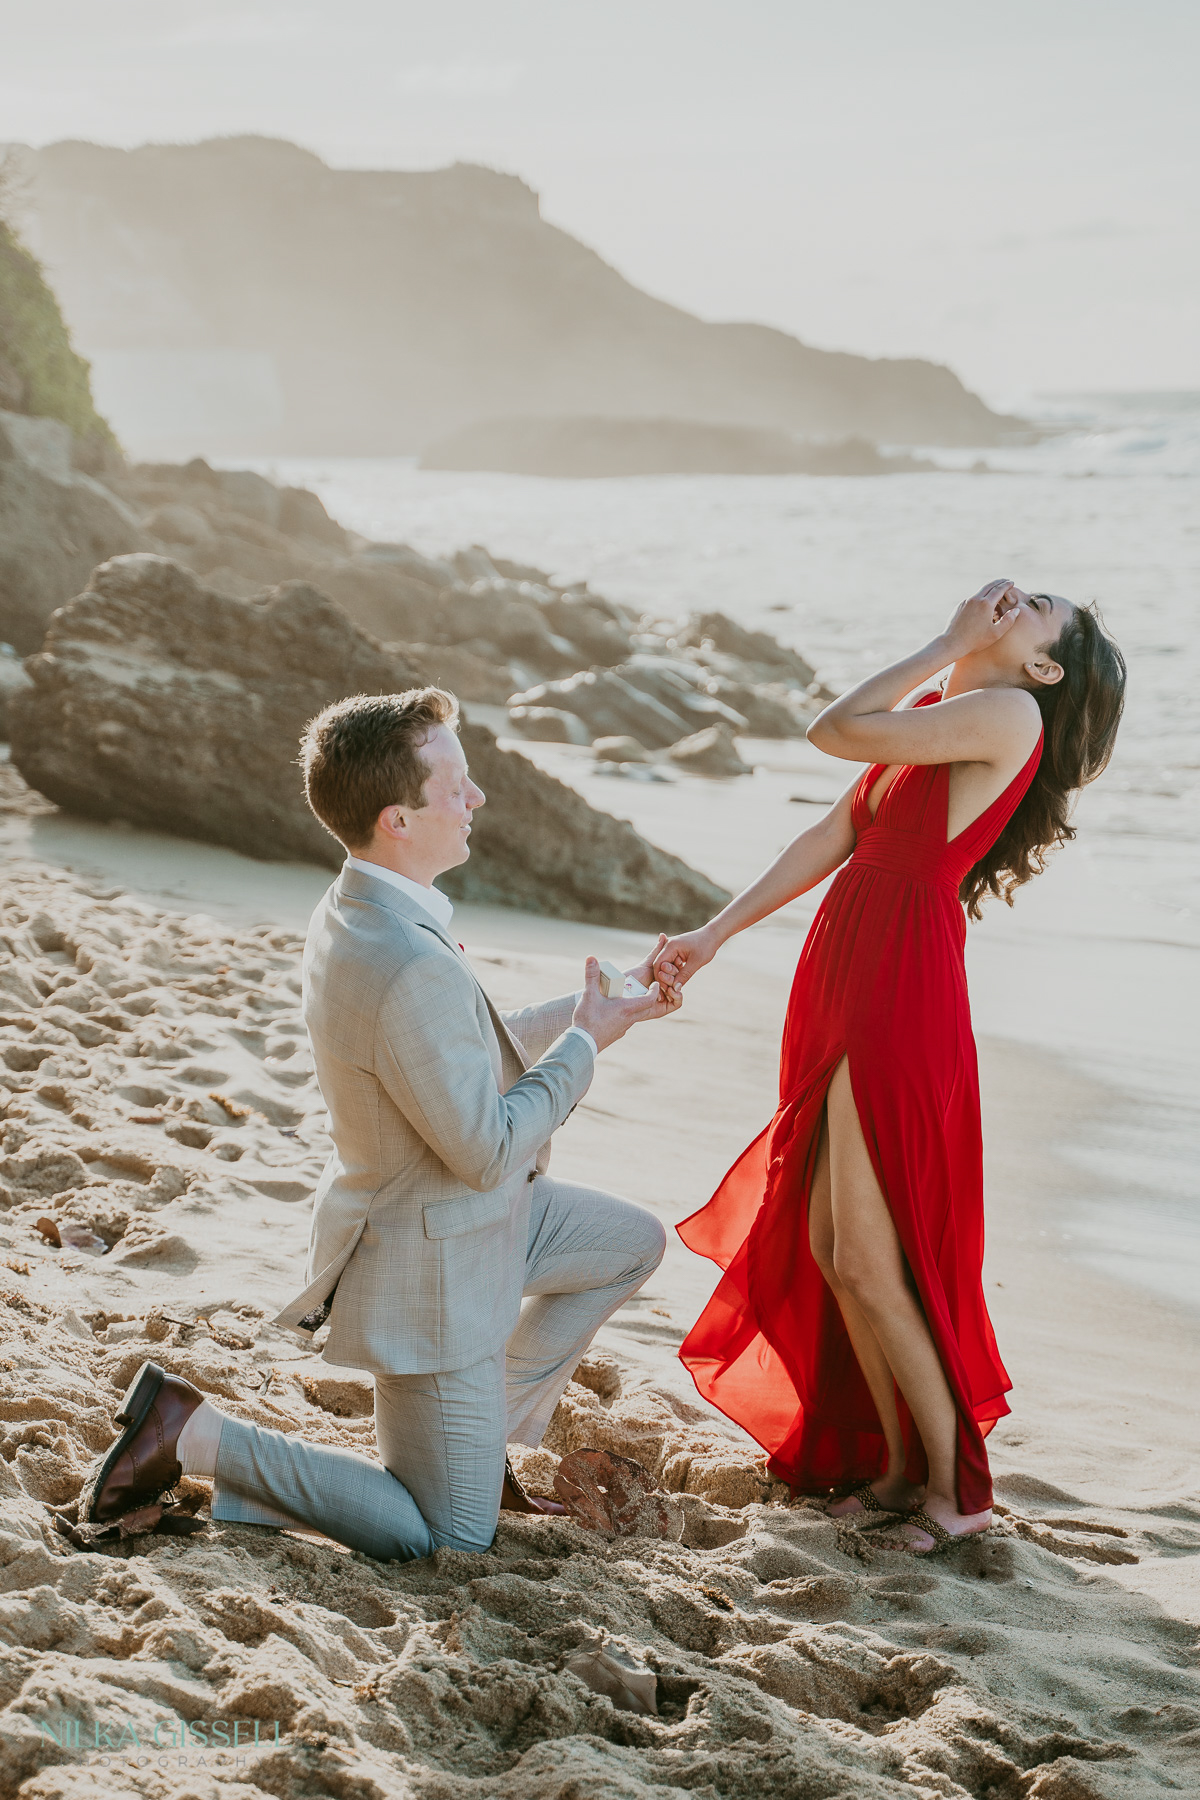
[639,1210,668,1274]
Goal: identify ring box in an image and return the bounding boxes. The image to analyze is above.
[598,960,649,999]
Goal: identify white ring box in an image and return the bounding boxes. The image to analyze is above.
[598,960,649,999]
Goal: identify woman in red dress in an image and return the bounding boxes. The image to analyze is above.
[655,580,1126,1552]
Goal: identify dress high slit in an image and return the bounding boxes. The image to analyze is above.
[677,692,1043,1513]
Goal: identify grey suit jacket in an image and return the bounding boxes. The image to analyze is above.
[270,865,595,1374]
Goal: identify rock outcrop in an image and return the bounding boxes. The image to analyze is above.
[0,644,31,737]
[22,136,1021,455]
[509,670,712,753]
[421,415,938,477]
[668,724,754,778]
[9,556,729,930]
[680,612,818,686]
[0,412,147,652]
[0,645,31,738]
[510,650,815,750]
[1,437,825,770]
[87,460,639,698]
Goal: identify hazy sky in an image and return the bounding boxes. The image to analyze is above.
[5,0,1197,403]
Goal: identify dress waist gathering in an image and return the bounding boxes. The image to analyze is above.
[845,825,962,892]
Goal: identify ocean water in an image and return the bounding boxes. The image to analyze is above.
[238,393,1200,1309]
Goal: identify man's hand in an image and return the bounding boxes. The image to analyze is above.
[572,954,681,1053]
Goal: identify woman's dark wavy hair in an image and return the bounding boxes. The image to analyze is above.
[960,597,1126,920]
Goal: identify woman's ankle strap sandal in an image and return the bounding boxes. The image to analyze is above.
[850,1481,889,1515]
[899,1507,956,1551]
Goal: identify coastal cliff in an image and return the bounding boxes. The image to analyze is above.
[21,137,1019,456]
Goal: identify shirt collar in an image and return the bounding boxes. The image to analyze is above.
[343,857,456,930]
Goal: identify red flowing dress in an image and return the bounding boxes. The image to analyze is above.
[677,694,1043,1514]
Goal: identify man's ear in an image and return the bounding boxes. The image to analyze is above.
[375,805,409,843]
[1024,653,1064,688]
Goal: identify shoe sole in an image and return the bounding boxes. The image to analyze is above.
[79,1360,167,1524]
[114,1359,166,1431]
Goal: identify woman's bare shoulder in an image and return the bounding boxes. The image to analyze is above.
[923,684,1042,767]
[970,685,1042,727]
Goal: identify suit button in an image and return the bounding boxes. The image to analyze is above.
[527,1170,537,1183]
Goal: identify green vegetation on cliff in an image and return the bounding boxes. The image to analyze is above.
[0,173,115,456]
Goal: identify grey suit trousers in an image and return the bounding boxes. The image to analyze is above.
[210,1176,665,1560]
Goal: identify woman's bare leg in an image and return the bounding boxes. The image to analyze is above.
[825,1059,991,1549]
[807,1100,924,1516]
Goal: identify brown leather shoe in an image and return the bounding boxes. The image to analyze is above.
[500,1453,568,1516]
[81,1360,205,1524]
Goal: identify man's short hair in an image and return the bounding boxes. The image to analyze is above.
[299,688,459,851]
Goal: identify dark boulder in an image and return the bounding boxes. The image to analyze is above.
[431,578,576,675]
[491,553,556,585]
[667,724,753,778]
[507,705,590,745]
[541,590,634,667]
[404,641,518,705]
[355,541,457,587]
[10,556,424,863]
[508,669,698,750]
[593,736,650,765]
[278,485,349,549]
[615,656,749,734]
[680,611,817,688]
[315,560,444,645]
[0,644,32,739]
[703,677,810,738]
[109,457,350,562]
[0,413,149,652]
[445,721,728,926]
[212,466,281,526]
[9,555,728,930]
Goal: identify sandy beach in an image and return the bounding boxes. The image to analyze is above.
[1,751,1198,1798]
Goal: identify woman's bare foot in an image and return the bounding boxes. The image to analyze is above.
[826,1475,925,1520]
[885,1496,992,1554]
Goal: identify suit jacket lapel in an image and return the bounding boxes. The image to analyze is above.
[337,867,530,1073]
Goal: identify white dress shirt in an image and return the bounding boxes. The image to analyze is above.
[344,856,597,1058]
[344,857,457,929]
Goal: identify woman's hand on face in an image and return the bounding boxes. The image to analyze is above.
[652,924,719,990]
[940,579,1023,661]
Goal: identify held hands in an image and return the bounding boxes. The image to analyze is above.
[572,936,682,1053]
[626,933,677,997]
[651,922,720,994]
[939,579,1024,661]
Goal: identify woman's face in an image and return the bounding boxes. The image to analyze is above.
[981,586,1075,687]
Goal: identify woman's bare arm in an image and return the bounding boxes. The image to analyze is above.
[807,580,1040,768]
[712,778,859,939]
[653,778,860,986]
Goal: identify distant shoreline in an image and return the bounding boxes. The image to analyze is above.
[419,415,940,479]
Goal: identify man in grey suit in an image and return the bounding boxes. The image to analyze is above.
[85,687,677,1562]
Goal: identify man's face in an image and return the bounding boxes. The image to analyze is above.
[377,724,485,878]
